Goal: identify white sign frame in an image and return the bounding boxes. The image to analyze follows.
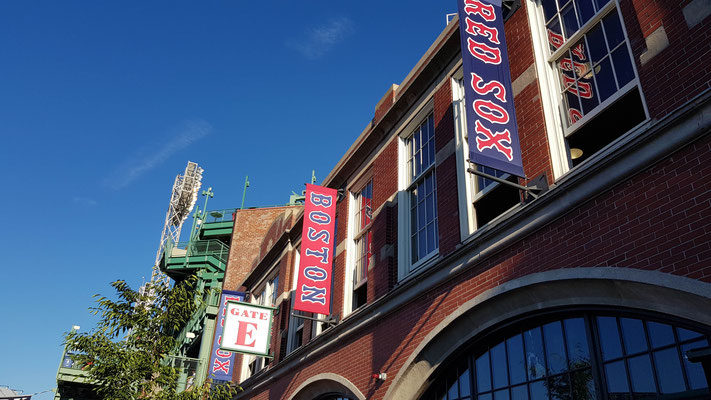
[219,300,275,357]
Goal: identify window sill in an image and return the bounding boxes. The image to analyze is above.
[556,115,652,184]
[399,250,441,285]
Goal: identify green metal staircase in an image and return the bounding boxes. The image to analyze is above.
[158,209,235,391]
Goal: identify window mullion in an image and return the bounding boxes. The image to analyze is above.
[547,0,617,63]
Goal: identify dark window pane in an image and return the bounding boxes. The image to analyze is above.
[602,11,624,49]
[507,335,527,385]
[586,24,607,64]
[543,321,568,374]
[493,389,510,400]
[620,318,647,355]
[530,380,549,400]
[477,352,492,393]
[558,51,578,87]
[492,342,509,389]
[422,142,430,171]
[460,367,472,396]
[547,19,565,53]
[449,374,460,399]
[564,318,590,368]
[547,374,572,400]
[682,339,709,390]
[418,228,427,260]
[478,394,493,400]
[594,57,616,102]
[571,369,595,400]
[564,91,582,126]
[677,327,703,342]
[598,317,623,360]
[594,0,611,11]
[648,322,675,349]
[604,360,630,394]
[425,190,434,222]
[512,385,529,400]
[611,45,634,87]
[542,0,558,21]
[426,222,437,255]
[575,0,596,26]
[653,348,686,393]
[557,0,571,8]
[628,354,656,394]
[561,4,579,38]
[525,327,547,380]
[578,77,599,114]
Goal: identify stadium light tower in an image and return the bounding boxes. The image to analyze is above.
[149,161,204,287]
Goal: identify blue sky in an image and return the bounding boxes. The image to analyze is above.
[0,1,455,396]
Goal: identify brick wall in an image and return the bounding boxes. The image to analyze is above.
[622,0,711,118]
[223,207,299,291]
[241,124,711,400]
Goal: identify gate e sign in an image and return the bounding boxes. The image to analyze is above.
[220,301,274,357]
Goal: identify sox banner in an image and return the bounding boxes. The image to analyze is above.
[458,0,525,177]
[294,184,337,315]
[208,289,245,381]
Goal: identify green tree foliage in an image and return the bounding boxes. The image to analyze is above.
[65,277,239,400]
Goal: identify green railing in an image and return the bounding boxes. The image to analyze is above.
[166,355,202,391]
[203,209,236,223]
[165,239,230,265]
[60,352,86,371]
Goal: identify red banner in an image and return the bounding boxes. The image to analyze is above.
[294,184,337,314]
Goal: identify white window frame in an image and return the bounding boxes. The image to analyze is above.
[526,0,649,178]
[397,105,440,280]
[266,274,279,307]
[344,174,373,316]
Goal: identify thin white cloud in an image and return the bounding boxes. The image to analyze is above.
[73,196,98,206]
[288,17,354,59]
[104,119,211,190]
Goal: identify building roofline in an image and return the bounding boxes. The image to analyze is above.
[321,18,461,190]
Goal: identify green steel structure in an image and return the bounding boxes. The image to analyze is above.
[54,327,98,400]
[159,206,236,390]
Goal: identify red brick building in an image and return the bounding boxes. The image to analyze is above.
[218,0,711,398]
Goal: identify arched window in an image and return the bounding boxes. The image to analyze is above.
[421,311,709,399]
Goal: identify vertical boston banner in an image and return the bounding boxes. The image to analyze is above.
[458,0,525,178]
[208,289,245,381]
[294,184,337,315]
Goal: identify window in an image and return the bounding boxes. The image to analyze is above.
[267,275,279,307]
[312,313,329,337]
[420,312,709,399]
[246,355,264,377]
[400,114,439,276]
[348,179,372,312]
[452,78,521,236]
[288,309,304,353]
[530,0,647,172]
[245,283,272,376]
